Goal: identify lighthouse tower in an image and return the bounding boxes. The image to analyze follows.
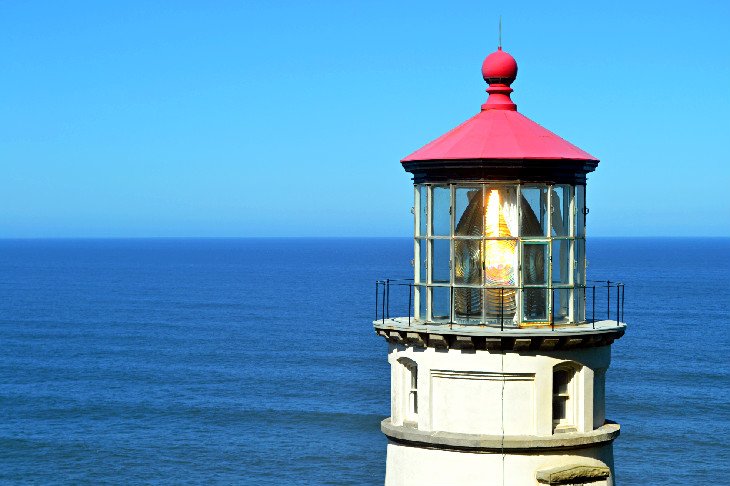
[375,47,626,486]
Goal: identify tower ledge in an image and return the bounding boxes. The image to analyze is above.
[381,418,620,452]
[374,319,625,351]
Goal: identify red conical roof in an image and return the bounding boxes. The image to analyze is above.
[402,48,598,164]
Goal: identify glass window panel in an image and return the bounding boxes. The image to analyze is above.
[418,185,428,237]
[574,285,586,324]
[575,186,585,237]
[431,287,451,320]
[432,186,451,236]
[574,239,586,285]
[454,287,482,323]
[485,185,518,237]
[573,239,586,323]
[551,240,571,285]
[417,285,427,320]
[553,288,571,322]
[520,186,547,236]
[523,287,548,321]
[417,239,427,283]
[455,186,484,236]
[551,185,571,237]
[484,287,517,322]
[454,239,481,285]
[484,239,517,286]
[523,243,548,285]
[553,369,569,394]
[553,397,567,420]
[432,240,451,283]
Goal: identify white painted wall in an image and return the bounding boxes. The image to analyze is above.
[388,343,611,437]
[385,441,614,486]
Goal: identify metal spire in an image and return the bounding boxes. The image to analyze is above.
[499,16,502,49]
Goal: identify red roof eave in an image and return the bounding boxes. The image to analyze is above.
[401,109,598,164]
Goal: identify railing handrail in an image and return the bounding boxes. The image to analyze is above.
[375,280,626,328]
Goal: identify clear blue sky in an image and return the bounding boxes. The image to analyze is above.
[2,0,729,237]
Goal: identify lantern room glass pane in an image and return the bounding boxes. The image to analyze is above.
[454,287,482,323]
[417,285,427,320]
[432,186,451,236]
[485,186,518,237]
[575,186,585,237]
[484,239,517,286]
[454,239,481,285]
[431,287,451,320]
[523,242,548,285]
[521,186,547,236]
[553,288,571,322]
[551,185,571,237]
[523,287,548,321]
[485,287,517,322]
[483,185,518,289]
[432,239,450,283]
[552,240,571,285]
[417,239,427,283]
[455,186,484,236]
[418,185,428,237]
[574,239,586,285]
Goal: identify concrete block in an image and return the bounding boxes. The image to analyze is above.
[406,332,426,348]
[428,334,449,349]
[536,464,610,484]
[452,335,475,350]
[389,331,405,344]
[539,338,560,350]
[484,338,502,350]
[564,338,584,349]
[513,339,532,351]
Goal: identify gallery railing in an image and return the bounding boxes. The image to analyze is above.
[375,279,625,330]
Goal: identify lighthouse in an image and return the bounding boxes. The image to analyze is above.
[374,46,626,486]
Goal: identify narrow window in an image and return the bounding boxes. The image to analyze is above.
[409,364,418,417]
[553,365,576,432]
[400,359,418,423]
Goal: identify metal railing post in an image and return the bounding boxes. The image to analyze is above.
[592,285,596,327]
[408,284,412,326]
[385,279,390,319]
[606,280,611,321]
[375,281,379,321]
[449,285,454,324]
[550,287,555,330]
[381,280,386,325]
[616,283,620,325]
[621,284,626,322]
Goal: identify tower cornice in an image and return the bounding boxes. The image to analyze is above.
[374,319,625,351]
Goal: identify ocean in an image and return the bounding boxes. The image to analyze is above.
[0,238,728,485]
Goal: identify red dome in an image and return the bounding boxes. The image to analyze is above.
[482,47,517,84]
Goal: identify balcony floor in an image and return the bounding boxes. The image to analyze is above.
[373,318,626,350]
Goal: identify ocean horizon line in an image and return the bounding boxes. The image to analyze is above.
[0,235,728,241]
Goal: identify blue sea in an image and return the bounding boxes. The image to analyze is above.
[0,238,728,485]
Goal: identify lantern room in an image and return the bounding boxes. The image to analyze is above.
[414,182,586,326]
[401,47,601,328]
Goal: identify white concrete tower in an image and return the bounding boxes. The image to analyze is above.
[375,47,626,486]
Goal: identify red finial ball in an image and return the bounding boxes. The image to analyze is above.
[482,47,518,85]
